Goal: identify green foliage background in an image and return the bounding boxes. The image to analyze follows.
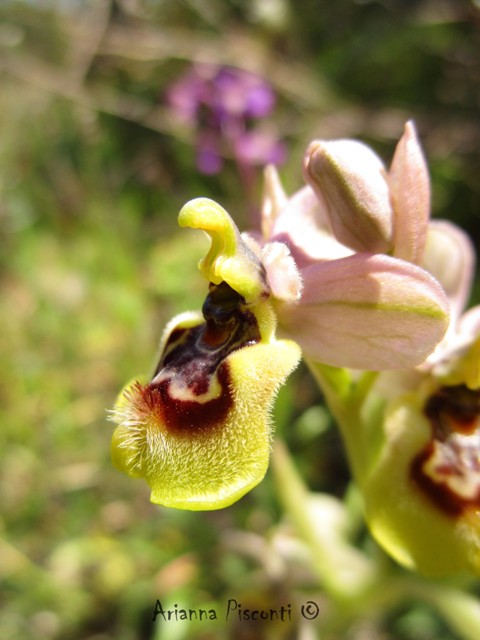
[1,1,480,639]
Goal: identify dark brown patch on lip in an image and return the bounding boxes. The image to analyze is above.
[136,362,233,435]
[144,281,261,435]
[411,384,480,517]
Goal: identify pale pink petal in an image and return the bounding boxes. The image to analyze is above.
[261,165,288,239]
[422,220,475,324]
[458,306,480,341]
[389,121,430,264]
[303,139,393,253]
[261,241,303,302]
[271,185,352,269]
[276,254,449,370]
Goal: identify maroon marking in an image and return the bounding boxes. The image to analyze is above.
[411,384,480,517]
[145,363,232,434]
[411,447,480,517]
[125,367,232,435]
[139,281,261,436]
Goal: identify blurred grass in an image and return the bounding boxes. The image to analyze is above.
[1,1,480,639]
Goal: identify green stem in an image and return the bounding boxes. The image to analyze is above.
[272,439,379,601]
[350,370,379,408]
[306,360,378,486]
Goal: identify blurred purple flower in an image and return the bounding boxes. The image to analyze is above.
[166,65,286,175]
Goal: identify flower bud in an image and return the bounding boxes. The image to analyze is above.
[303,139,393,253]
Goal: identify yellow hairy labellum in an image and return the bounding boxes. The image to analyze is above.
[110,281,301,510]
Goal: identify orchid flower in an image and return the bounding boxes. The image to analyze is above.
[295,123,480,576]
[359,218,480,576]
[110,123,449,511]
